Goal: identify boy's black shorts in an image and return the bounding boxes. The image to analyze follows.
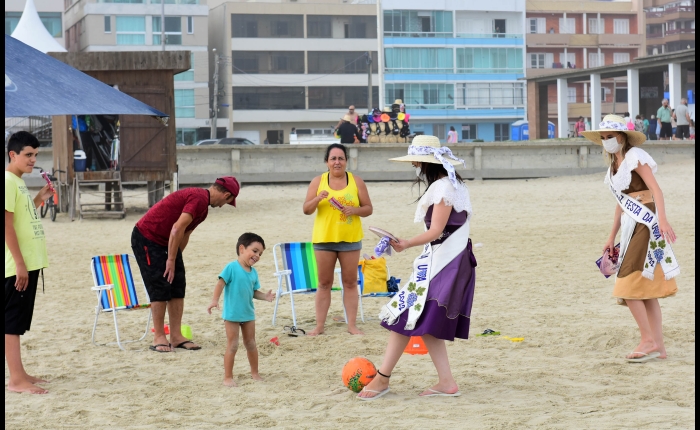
[131,227,186,302]
[5,270,41,335]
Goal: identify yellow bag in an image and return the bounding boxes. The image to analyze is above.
[359,258,388,294]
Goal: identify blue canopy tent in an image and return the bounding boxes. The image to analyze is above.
[4,34,167,118]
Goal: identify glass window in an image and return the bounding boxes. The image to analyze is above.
[104,16,111,33]
[307,15,376,38]
[383,10,453,37]
[187,16,194,34]
[385,48,453,74]
[308,51,378,74]
[456,48,523,73]
[176,128,197,145]
[5,12,21,35]
[232,51,305,74]
[613,52,630,64]
[174,53,194,81]
[588,18,605,34]
[613,19,629,34]
[116,16,145,45]
[231,14,303,38]
[153,16,182,45]
[461,124,477,140]
[588,52,604,67]
[568,87,577,103]
[308,86,379,109]
[308,15,332,38]
[174,89,195,118]
[494,123,510,141]
[455,83,524,107]
[233,87,306,110]
[39,12,62,37]
[433,124,446,140]
[385,83,454,109]
[558,17,575,34]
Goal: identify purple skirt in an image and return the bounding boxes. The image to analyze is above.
[380,239,476,341]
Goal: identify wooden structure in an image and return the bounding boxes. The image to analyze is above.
[48,51,190,213]
[74,171,126,220]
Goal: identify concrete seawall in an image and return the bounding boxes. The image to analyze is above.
[18,140,695,187]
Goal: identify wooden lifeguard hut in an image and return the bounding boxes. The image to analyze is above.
[48,51,190,219]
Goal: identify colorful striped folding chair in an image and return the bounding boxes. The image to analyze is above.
[90,254,152,350]
[272,242,365,326]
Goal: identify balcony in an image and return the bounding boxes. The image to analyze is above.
[528,33,643,48]
[527,33,574,47]
[645,6,695,24]
[598,34,644,46]
[647,28,696,45]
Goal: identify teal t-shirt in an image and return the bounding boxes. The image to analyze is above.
[657,106,672,123]
[219,261,260,322]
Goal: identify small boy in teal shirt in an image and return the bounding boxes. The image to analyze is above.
[207,233,274,387]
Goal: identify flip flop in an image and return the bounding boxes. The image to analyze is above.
[419,388,462,397]
[626,351,660,363]
[174,341,201,351]
[357,388,390,401]
[284,326,306,337]
[476,329,500,337]
[149,343,171,353]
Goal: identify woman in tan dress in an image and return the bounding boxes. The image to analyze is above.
[582,115,679,363]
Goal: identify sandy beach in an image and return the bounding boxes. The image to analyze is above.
[4,159,695,429]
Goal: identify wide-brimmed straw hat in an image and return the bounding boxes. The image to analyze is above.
[389,135,462,166]
[580,114,646,146]
[341,114,354,122]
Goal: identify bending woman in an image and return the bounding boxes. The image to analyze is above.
[357,135,476,400]
[303,144,373,336]
[582,115,679,363]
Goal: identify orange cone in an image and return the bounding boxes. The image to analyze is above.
[404,336,428,355]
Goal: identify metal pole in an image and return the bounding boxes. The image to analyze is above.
[367,52,372,111]
[211,50,219,139]
[160,0,165,51]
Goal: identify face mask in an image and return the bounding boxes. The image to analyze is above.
[602,137,622,154]
[415,166,422,178]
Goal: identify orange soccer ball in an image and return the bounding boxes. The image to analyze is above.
[342,357,377,393]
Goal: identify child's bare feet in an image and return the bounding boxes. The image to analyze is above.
[356,373,389,399]
[347,325,364,335]
[626,340,658,360]
[8,379,48,394]
[419,382,459,397]
[223,377,237,387]
[307,326,325,336]
[251,373,264,381]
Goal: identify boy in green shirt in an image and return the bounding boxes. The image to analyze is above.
[5,131,52,394]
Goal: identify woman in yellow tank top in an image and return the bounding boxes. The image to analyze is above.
[303,144,373,336]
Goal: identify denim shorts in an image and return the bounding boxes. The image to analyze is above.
[313,241,363,252]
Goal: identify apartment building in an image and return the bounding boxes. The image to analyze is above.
[6,0,66,48]
[62,0,212,145]
[644,0,695,54]
[526,0,645,132]
[381,0,527,142]
[207,0,379,144]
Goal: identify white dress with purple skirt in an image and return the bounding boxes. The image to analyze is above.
[380,178,476,341]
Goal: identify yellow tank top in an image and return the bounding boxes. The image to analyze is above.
[312,172,364,243]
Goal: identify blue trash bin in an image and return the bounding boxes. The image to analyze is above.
[74,150,87,172]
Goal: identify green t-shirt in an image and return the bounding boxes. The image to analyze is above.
[5,171,49,277]
[657,106,672,123]
[219,261,261,323]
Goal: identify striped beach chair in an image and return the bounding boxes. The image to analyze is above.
[90,254,152,350]
[271,242,364,326]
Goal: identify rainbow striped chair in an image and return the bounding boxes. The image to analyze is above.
[90,254,152,350]
[271,242,364,326]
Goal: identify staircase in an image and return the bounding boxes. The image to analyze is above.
[74,171,126,220]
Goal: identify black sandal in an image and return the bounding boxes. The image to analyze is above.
[284,326,306,337]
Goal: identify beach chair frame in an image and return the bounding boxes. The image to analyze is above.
[90,254,152,351]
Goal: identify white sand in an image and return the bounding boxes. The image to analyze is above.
[5,160,695,429]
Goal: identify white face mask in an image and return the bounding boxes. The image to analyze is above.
[415,166,423,178]
[602,137,623,154]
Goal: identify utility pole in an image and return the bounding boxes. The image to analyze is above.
[366,51,373,111]
[211,49,219,139]
[160,0,165,51]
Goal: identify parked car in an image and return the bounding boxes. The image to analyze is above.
[195,138,256,146]
[194,139,219,146]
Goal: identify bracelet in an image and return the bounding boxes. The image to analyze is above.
[377,370,391,378]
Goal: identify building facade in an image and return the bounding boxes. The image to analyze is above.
[62,0,212,145]
[6,0,66,48]
[525,0,646,134]
[380,0,526,142]
[644,0,695,55]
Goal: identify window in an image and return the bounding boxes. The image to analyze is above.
[232,51,305,74]
[176,128,197,145]
[567,87,577,103]
[308,86,379,109]
[5,12,21,35]
[589,52,604,67]
[116,16,145,45]
[461,124,477,140]
[307,16,331,38]
[529,53,549,69]
[187,16,194,34]
[494,123,510,141]
[383,10,453,37]
[588,18,605,34]
[433,124,446,140]
[455,83,525,107]
[307,51,378,74]
[39,12,62,37]
[104,16,111,33]
[613,19,629,34]
[384,48,454,73]
[174,89,195,118]
[385,84,454,109]
[558,17,575,34]
[153,16,182,45]
[233,87,305,110]
[231,14,303,38]
[559,52,576,68]
[528,17,546,34]
[174,53,194,81]
[613,52,630,64]
[456,48,524,73]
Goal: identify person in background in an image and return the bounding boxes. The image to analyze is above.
[337,115,361,144]
[656,99,673,140]
[634,115,644,133]
[648,115,657,140]
[446,126,458,144]
[673,98,691,140]
[549,27,555,34]
[574,116,586,137]
[336,106,358,130]
[642,115,650,140]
